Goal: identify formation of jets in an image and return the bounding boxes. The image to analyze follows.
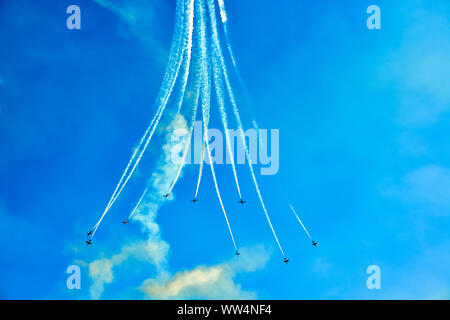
[86,196,319,263]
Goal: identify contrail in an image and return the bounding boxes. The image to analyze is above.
[289,204,312,240]
[216,0,247,93]
[207,0,286,257]
[167,0,206,195]
[274,177,313,241]
[127,186,149,221]
[91,0,195,237]
[211,50,242,200]
[203,107,237,251]
[166,87,200,195]
[199,0,237,250]
[193,0,209,199]
[175,0,198,115]
[194,142,205,198]
[107,0,194,207]
[94,0,187,224]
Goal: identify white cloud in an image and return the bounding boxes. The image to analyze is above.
[87,237,171,299]
[140,246,270,300]
[89,258,114,299]
[93,0,168,62]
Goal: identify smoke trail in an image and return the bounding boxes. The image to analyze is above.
[217,0,261,154]
[207,0,286,257]
[127,186,149,221]
[211,53,242,199]
[108,0,195,213]
[203,106,237,251]
[289,204,312,240]
[199,0,237,250]
[193,142,205,198]
[91,0,195,237]
[167,0,206,195]
[166,87,200,195]
[174,0,198,115]
[216,0,247,92]
[94,0,187,228]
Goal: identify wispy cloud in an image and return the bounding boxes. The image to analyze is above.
[391,8,450,126]
[403,165,450,215]
[93,0,168,62]
[383,164,450,217]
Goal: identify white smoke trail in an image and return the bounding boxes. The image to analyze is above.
[207,0,286,257]
[211,51,243,200]
[127,186,149,221]
[166,87,200,195]
[167,0,206,195]
[216,0,247,92]
[204,112,237,251]
[199,0,237,250]
[108,0,195,211]
[289,204,312,240]
[91,0,195,237]
[92,0,187,231]
[193,142,205,198]
[174,0,197,115]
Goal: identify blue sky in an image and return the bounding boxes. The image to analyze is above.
[0,0,449,299]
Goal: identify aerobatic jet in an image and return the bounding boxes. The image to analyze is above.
[122,219,129,224]
[191,198,199,203]
[87,230,92,236]
[312,241,318,247]
[238,199,246,204]
[235,250,240,256]
[163,193,169,198]
[86,239,93,246]
[283,258,289,264]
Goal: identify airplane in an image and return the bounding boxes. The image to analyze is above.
[191,198,199,203]
[283,258,289,264]
[86,239,93,246]
[235,250,240,256]
[87,230,92,236]
[312,241,318,247]
[238,199,246,204]
[163,193,169,198]
[122,219,129,224]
